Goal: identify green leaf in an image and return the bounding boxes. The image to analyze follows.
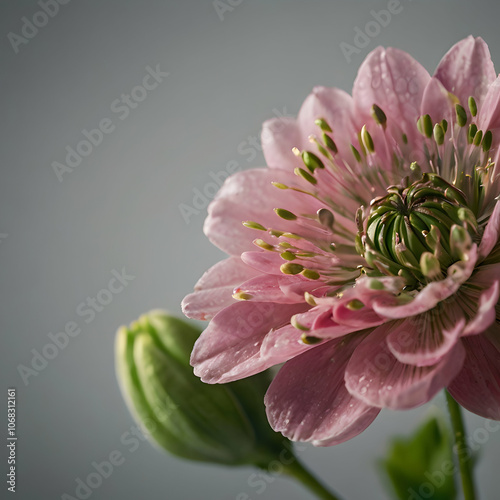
[380,416,457,500]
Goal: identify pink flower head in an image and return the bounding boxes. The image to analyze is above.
[182,36,500,446]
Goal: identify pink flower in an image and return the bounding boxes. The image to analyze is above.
[182,36,500,446]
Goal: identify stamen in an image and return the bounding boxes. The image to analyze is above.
[280,251,296,261]
[280,262,304,275]
[242,221,266,231]
[294,167,318,185]
[455,104,467,127]
[371,104,387,128]
[274,208,297,220]
[468,96,477,117]
[301,151,324,172]
[301,269,320,280]
[317,208,335,229]
[314,118,333,132]
[433,123,445,146]
[232,292,253,300]
[254,239,275,251]
[361,125,375,153]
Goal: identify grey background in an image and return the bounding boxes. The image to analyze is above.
[1,0,500,499]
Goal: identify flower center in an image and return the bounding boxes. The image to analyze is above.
[357,173,478,289]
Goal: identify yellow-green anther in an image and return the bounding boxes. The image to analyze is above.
[351,145,362,162]
[441,119,448,134]
[301,334,323,345]
[282,232,301,240]
[254,239,275,251]
[371,104,387,127]
[433,123,445,145]
[269,229,284,237]
[280,251,296,261]
[417,116,424,135]
[232,292,253,301]
[468,96,477,117]
[317,208,335,229]
[473,129,483,147]
[422,114,433,138]
[482,130,493,152]
[361,125,375,153]
[420,252,441,279]
[468,123,478,144]
[402,133,408,144]
[271,182,288,190]
[278,241,293,248]
[290,315,309,331]
[280,262,304,275]
[456,104,467,127]
[304,292,317,306]
[322,133,338,154]
[301,269,320,280]
[301,151,324,172]
[346,299,364,311]
[274,208,297,220]
[242,221,266,231]
[294,167,317,185]
[368,279,385,290]
[314,118,332,132]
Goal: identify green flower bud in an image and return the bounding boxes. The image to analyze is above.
[115,311,286,467]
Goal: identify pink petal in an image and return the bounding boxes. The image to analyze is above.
[234,274,320,303]
[204,168,319,255]
[265,334,380,446]
[191,301,308,383]
[421,77,455,124]
[386,305,465,366]
[241,251,285,275]
[353,46,430,149]
[297,86,358,161]
[182,257,261,320]
[447,332,500,420]
[261,117,303,170]
[373,246,478,319]
[193,256,259,291]
[345,322,466,409]
[478,200,500,261]
[434,36,496,107]
[478,74,500,134]
[463,280,500,336]
[260,324,320,365]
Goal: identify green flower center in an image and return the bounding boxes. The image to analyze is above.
[358,173,477,289]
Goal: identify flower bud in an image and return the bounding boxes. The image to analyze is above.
[115,310,286,467]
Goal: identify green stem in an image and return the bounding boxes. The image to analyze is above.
[445,390,477,500]
[283,458,343,500]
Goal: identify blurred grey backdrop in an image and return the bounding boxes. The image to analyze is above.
[1,0,500,499]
